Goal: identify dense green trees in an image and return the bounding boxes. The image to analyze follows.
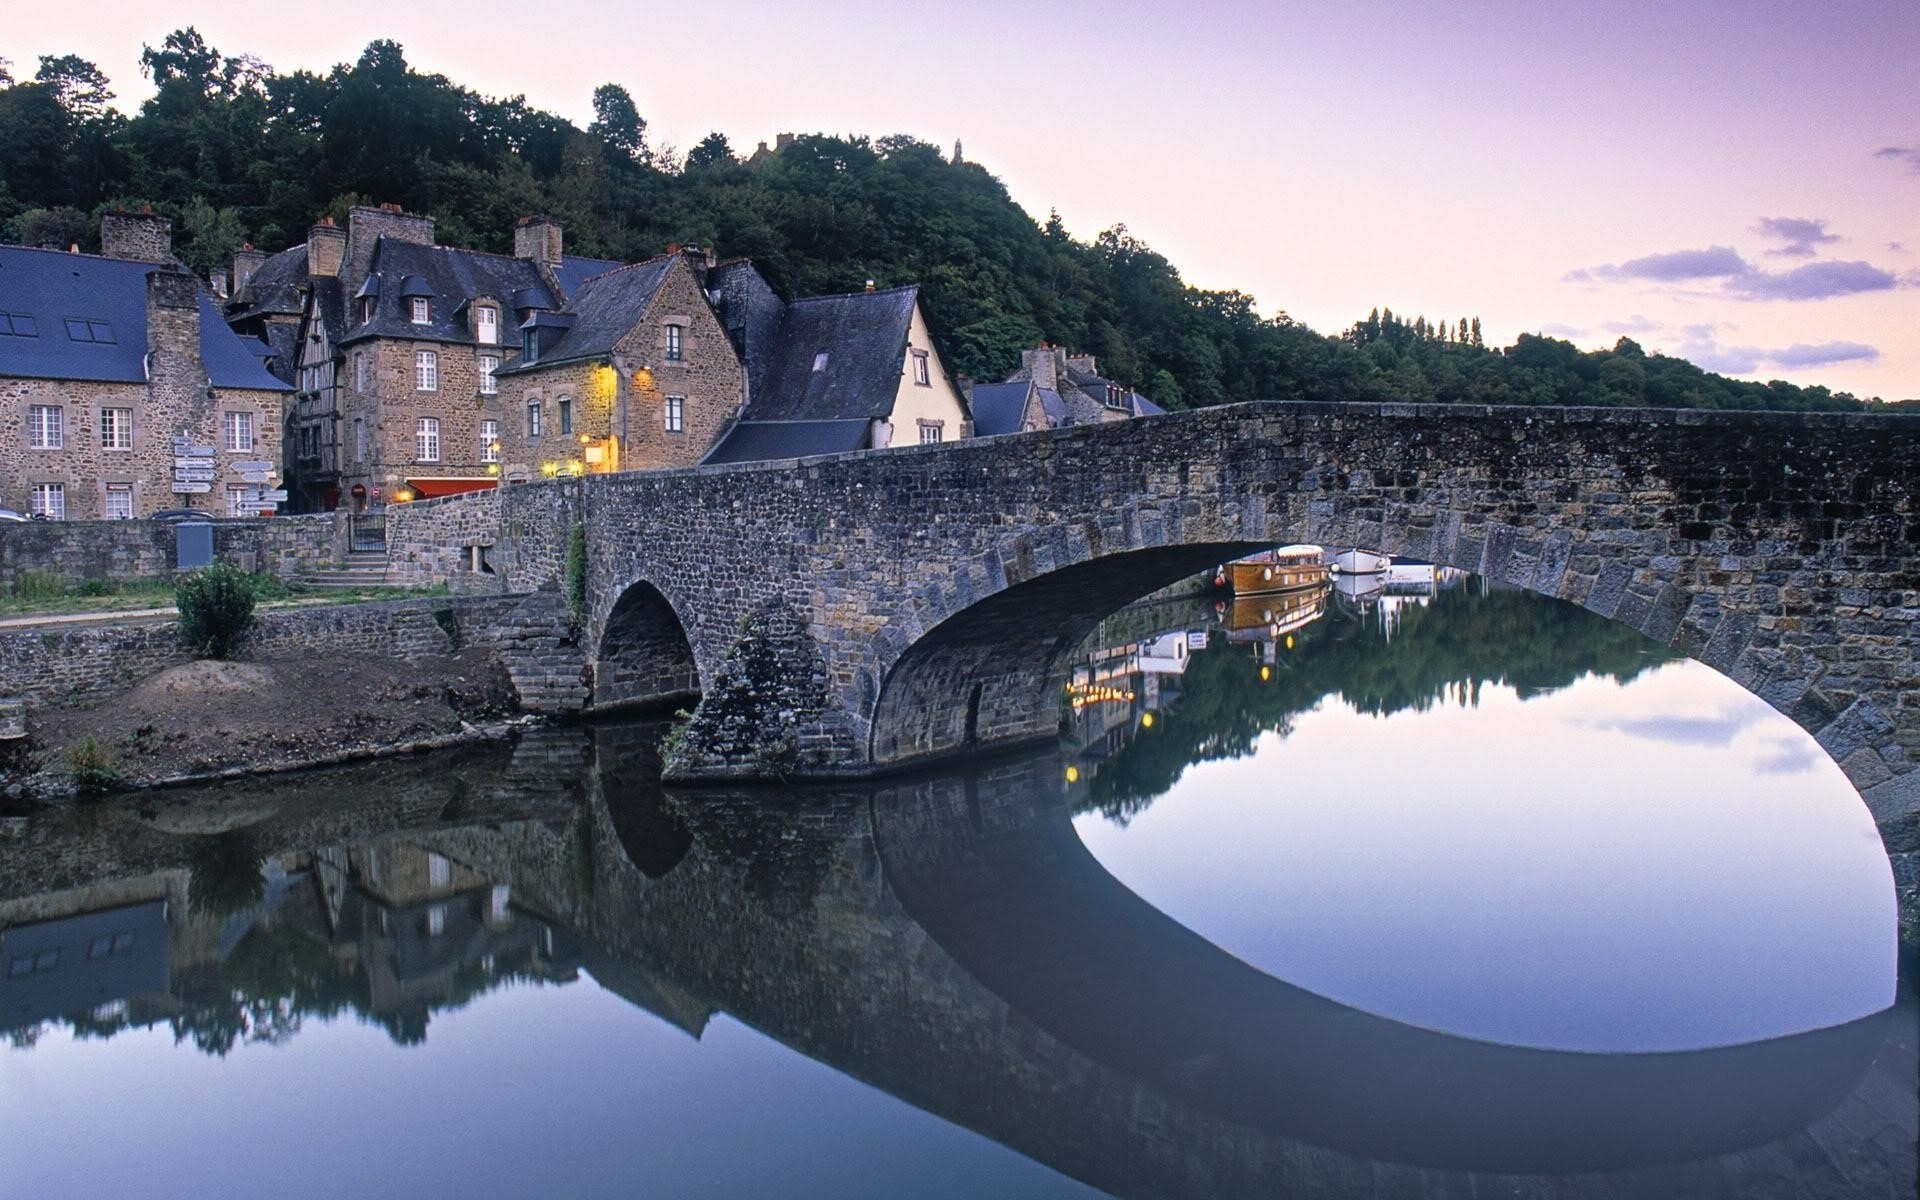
[0,33,1882,409]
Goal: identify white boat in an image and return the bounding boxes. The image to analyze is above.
[1324,547,1391,575]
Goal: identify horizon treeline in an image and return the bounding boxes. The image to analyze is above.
[0,31,1884,410]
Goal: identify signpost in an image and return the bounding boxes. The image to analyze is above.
[171,482,213,495]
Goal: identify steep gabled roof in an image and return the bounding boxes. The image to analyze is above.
[497,256,675,376]
[0,245,290,390]
[227,244,309,322]
[341,238,556,348]
[746,285,919,422]
[969,381,1038,437]
[553,254,624,298]
[701,418,872,465]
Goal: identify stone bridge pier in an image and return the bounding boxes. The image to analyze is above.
[384,401,1919,854]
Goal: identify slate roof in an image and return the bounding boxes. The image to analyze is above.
[701,418,872,465]
[745,286,919,421]
[497,256,675,376]
[1037,387,1069,426]
[227,244,309,322]
[341,239,557,349]
[0,245,290,390]
[969,382,1037,437]
[553,254,623,298]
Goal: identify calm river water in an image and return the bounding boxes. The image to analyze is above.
[1,577,1910,1199]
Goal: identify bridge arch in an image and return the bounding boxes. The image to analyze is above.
[592,579,701,712]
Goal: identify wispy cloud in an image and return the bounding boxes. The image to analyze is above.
[1537,322,1587,338]
[1876,145,1920,173]
[1765,341,1880,367]
[1597,246,1750,282]
[1603,315,1661,335]
[1727,260,1898,300]
[1671,325,1879,375]
[1754,217,1839,258]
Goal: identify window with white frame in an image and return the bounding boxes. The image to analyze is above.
[223,411,253,452]
[415,350,438,391]
[100,407,132,450]
[410,297,431,324]
[911,349,931,386]
[918,420,944,445]
[476,306,498,345]
[479,419,499,463]
[478,354,499,395]
[28,405,62,449]
[664,323,683,361]
[226,485,252,517]
[104,484,133,520]
[353,417,366,463]
[355,351,366,391]
[557,397,572,436]
[359,297,374,324]
[527,400,542,438]
[415,417,441,462]
[30,483,65,519]
[664,395,684,433]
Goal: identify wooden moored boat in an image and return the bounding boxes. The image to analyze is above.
[1217,544,1331,596]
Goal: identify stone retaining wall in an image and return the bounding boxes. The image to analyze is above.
[0,514,345,591]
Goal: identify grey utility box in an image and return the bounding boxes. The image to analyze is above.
[174,521,214,570]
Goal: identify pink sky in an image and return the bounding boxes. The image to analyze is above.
[9,0,1916,398]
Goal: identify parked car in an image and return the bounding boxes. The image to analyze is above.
[0,508,27,522]
[148,508,213,522]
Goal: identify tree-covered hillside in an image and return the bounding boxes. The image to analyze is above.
[0,32,1881,410]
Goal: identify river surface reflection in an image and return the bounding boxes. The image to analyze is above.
[0,581,1910,1199]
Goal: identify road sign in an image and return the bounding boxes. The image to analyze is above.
[177,445,216,458]
[171,482,213,494]
[231,460,275,472]
[259,489,288,503]
[174,469,217,482]
[239,470,274,484]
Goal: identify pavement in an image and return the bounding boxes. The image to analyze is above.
[0,596,396,634]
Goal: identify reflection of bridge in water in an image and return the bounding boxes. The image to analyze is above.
[5,728,1910,1198]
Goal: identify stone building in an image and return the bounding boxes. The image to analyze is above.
[0,212,292,519]
[701,280,973,464]
[992,344,1164,433]
[491,249,745,479]
[260,206,619,511]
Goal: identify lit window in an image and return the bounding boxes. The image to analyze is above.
[478,354,499,395]
[558,397,572,436]
[355,351,366,391]
[664,395,684,433]
[479,419,499,463]
[918,421,944,445]
[223,411,253,452]
[527,401,542,439]
[812,352,828,372]
[911,349,930,386]
[353,418,366,464]
[104,485,133,520]
[664,324,683,361]
[410,297,431,324]
[28,405,62,449]
[476,306,498,345]
[416,350,438,392]
[100,407,132,450]
[415,417,441,462]
[30,482,65,519]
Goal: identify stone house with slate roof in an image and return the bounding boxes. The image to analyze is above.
[0,212,291,519]
[266,206,620,510]
[492,249,743,479]
[1001,344,1165,429]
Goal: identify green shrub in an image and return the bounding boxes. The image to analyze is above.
[564,521,587,623]
[10,570,64,601]
[74,578,118,597]
[64,736,122,795]
[175,563,259,659]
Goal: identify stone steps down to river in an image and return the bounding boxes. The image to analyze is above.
[297,550,390,589]
[492,589,589,715]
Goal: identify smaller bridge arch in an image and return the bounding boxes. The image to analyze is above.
[592,579,702,712]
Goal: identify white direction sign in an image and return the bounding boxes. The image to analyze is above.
[177,445,216,458]
[175,469,218,482]
[258,489,288,503]
[231,460,275,473]
[171,482,213,494]
[239,471,274,484]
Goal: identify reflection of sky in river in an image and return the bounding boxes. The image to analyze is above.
[1074,659,1897,1054]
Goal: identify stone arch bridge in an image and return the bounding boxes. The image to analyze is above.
[385,401,1918,849]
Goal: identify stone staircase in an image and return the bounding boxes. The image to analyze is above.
[297,549,390,591]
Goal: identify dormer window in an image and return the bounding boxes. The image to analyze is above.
[476,305,498,345]
[359,297,375,324]
[664,323,683,361]
[1105,384,1126,408]
[410,297,431,324]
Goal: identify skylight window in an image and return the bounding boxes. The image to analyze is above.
[63,318,115,344]
[812,352,829,372]
[0,312,38,337]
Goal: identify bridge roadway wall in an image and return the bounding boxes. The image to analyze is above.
[382,401,1920,850]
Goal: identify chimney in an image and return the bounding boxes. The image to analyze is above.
[232,243,268,295]
[775,133,795,151]
[306,219,345,279]
[146,267,209,427]
[514,215,565,268]
[864,280,876,293]
[345,204,435,287]
[1065,352,1098,376]
[208,269,229,300]
[101,208,174,264]
[1021,344,1061,393]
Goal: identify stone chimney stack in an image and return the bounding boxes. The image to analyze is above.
[306,218,346,278]
[514,215,565,268]
[232,244,267,296]
[146,267,209,428]
[345,203,435,287]
[208,269,229,300]
[1065,352,1098,376]
[101,209,174,264]
[1021,344,1062,393]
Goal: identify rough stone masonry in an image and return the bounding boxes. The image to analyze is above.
[384,400,1919,852]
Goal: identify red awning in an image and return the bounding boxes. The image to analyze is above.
[406,478,498,499]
